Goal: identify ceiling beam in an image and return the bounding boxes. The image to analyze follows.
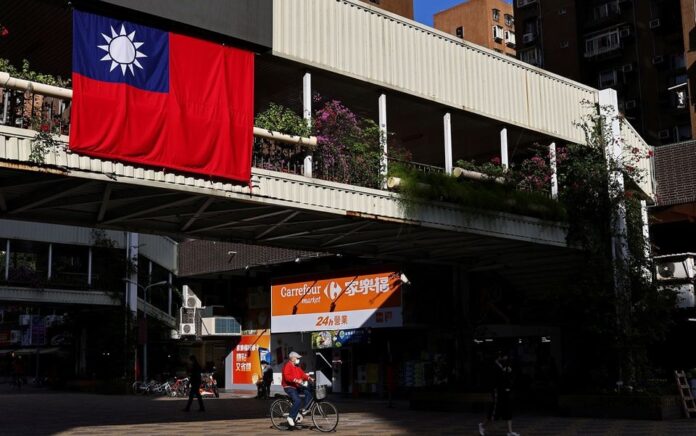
[8,181,96,214]
[181,197,215,231]
[255,211,300,240]
[101,196,200,225]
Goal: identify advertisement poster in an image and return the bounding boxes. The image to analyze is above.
[230,329,271,385]
[311,329,367,349]
[271,271,402,333]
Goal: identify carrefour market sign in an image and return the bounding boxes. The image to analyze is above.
[271,271,403,333]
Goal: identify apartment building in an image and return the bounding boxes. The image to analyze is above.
[360,0,414,19]
[434,0,516,56]
[514,0,689,145]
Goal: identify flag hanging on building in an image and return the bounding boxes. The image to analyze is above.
[70,9,254,182]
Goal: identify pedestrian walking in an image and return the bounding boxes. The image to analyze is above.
[182,355,205,412]
[256,360,273,399]
[478,351,519,436]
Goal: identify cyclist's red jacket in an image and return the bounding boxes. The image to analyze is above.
[282,361,309,389]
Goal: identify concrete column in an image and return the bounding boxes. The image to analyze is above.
[303,72,313,178]
[444,113,453,175]
[549,142,558,199]
[4,240,9,280]
[87,247,93,286]
[47,243,52,280]
[379,93,388,188]
[598,89,628,266]
[126,232,139,314]
[2,91,9,125]
[500,127,509,169]
[168,272,173,316]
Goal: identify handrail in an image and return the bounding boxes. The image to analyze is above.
[0,71,318,147]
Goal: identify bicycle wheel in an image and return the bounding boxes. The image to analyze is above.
[132,381,145,395]
[270,399,293,431]
[312,401,339,432]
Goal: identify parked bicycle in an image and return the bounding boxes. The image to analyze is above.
[168,377,190,398]
[131,379,172,395]
[270,383,338,432]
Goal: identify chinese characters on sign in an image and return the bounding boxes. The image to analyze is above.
[271,271,403,333]
[230,330,270,385]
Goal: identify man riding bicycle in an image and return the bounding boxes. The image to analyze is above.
[282,351,314,428]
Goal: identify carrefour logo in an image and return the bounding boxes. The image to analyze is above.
[323,281,342,301]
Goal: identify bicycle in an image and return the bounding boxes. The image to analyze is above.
[270,383,339,432]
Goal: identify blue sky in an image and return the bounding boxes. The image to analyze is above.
[414,0,512,27]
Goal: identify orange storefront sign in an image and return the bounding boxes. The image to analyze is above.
[271,271,402,333]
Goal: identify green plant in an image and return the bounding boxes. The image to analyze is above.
[0,58,71,87]
[28,118,63,164]
[255,103,312,139]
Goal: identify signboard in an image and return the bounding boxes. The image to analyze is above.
[271,271,402,333]
[230,330,271,385]
[311,329,367,349]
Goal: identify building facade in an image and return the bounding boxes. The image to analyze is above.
[514,0,689,145]
[360,0,414,19]
[434,0,516,56]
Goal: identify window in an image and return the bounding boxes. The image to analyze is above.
[456,26,464,38]
[505,30,516,47]
[598,70,618,88]
[492,25,504,41]
[593,2,620,20]
[493,9,500,21]
[523,19,538,36]
[505,14,514,27]
[558,8,567,15]
[519,47,543,66]
[584,30,621,57]
[560,41,569,48]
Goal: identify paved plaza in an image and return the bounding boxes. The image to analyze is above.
[2,388,696,435]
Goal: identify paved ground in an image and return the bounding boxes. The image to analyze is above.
[1,387,696,435]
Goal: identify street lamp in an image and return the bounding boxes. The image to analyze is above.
[123,279,168,383]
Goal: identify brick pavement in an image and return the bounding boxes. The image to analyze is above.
[1,388,696,435]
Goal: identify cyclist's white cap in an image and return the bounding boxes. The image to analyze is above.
[289,351,302,359]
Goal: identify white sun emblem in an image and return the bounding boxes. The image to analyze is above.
[98,24,147,76]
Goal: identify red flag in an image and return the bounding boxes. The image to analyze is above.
[70,10,254,182]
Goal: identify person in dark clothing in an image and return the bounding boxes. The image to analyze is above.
[257,360,273,399]
[183,355,205,412]
[478,351,519,436]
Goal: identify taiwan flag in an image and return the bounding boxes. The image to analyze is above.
[70,10,254,182]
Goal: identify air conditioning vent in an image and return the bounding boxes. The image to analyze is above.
[183,285,202,309]
[655,256,695,281]
[522,33,536,44]
[649,18,661,29]
[181,323,196,336]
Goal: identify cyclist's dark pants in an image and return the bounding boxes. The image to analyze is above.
[185,384,205,411]
[284,385,313,419]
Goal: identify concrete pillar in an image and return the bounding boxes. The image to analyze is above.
[47,243,52,280]
[500,127,509,169]
[87,246,92,286]
[303,72,313,178]
[4,240,9,280]
[549,142,558,199]
[168,272,173,317]
[444,113,453,175]
[379,93,388,188]
[126,232,139,314]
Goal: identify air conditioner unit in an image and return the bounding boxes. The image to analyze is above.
[170,329,181,340]
[655,255,696,280]
[657,129,670,139]
[10,330,21,344]
[649,18,661,29]
[622,63,633,73]
[624,100,637,110]
[180,323,197,336]
[652,55,664,65]
[182,285,202,309]
[201,317,242,336]
[659,284,696,309]
[523,33,535,44]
